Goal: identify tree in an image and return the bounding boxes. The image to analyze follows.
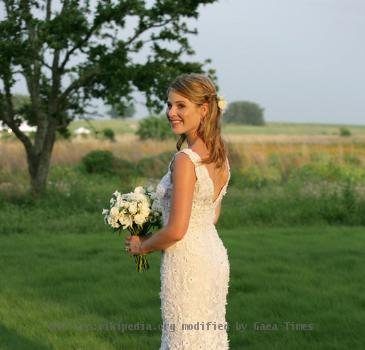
[136,114,174,141]
[107,102,136,119]
[12,93,30,111]
[223,101,266,126]
[0,0,217,195]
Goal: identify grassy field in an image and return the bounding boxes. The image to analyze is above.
[0,227,364,350]
[68,118,365,136]
[1,119,365,173]
[1,120,365,349]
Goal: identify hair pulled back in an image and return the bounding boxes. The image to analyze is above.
[167,73,228,169]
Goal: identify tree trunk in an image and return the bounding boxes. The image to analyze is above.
[26,149,52,195]
[25,120,57,196]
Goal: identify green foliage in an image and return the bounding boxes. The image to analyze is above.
[317,179,359,224]
[101,128,116,142]
[237,167,269,189]
[0,0,218,120]
[2,157,365,228]
[107,103,136,119]
[113,158,143,179]
[81,150,114,174]
[136,151,176,178]
[136,115,175,141]
[343,154,361,166]
[78,151,142,179]
[223,101,265,125]
[1,131,16,141]
[339,126,351,137]
[289,161,365,183]
[56,127,72,140]
[0,0,218,193]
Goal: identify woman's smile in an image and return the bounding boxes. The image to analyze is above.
[170,120,183,126]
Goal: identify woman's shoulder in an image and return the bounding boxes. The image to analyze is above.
[174,149,198,167]
[169,149,196,173]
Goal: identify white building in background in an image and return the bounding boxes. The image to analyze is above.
[0,121,11,133]
[19,121,37,133]
[74,127,91,136]
[0,121,37,133]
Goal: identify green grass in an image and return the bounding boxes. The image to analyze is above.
[68,119,365,136]
[222,122,365,135]
[0,227,364,349]
[1,146,365,349]
[1,162,365,236]
[69,119,136,135]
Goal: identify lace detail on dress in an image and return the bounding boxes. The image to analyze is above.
[155,148,231,349]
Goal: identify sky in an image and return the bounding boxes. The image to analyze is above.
[8,0,365,125]
[183,0,365,125]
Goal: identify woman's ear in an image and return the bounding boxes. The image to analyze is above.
[200,102,208,118]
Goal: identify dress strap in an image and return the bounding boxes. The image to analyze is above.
[168,148,199,173]
[167,148,203,181]
[177,148,201,166]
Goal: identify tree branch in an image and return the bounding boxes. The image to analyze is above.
[124,17,173,48]
[60,65,100,104]
[59,22,100,72]
[46,0,52,21]
[0,92,33,154]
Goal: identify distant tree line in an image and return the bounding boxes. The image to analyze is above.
[223,101,265,126]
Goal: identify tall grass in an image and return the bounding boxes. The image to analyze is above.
[1,161,365,231]
[1,137,365,173]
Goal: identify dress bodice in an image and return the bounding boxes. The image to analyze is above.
[155,148,231,228]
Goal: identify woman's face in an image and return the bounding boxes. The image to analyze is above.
[166,90,206,135]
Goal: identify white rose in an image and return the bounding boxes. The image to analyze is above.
[134,186,145,194]
[119,213,132,228]
[134,213,146,225]
[116,195,123,207]
[110,207,119,217]
[108,216,120,228]
[111,220,120,228]
[140,202,150,215]
[217,96,227,110]
[134,193,146,202]
[128,202,138,214]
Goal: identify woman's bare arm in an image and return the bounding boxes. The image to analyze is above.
[141,153,196,254]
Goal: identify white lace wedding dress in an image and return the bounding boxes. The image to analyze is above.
[155,148,231,349]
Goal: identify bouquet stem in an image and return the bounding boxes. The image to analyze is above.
[134,254,150,272]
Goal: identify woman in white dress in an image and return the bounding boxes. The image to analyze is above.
[125,73,231,349]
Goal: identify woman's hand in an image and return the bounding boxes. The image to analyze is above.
[124,234,151,255]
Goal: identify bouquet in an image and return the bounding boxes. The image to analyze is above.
[102,185,162,272]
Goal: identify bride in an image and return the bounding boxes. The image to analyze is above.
[125,73,231,349]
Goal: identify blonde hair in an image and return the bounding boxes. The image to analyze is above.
[167,73,228,169]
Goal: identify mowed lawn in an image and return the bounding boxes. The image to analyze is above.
[0,226,364,350]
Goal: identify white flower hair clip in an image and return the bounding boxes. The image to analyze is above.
[217,96,227,111]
